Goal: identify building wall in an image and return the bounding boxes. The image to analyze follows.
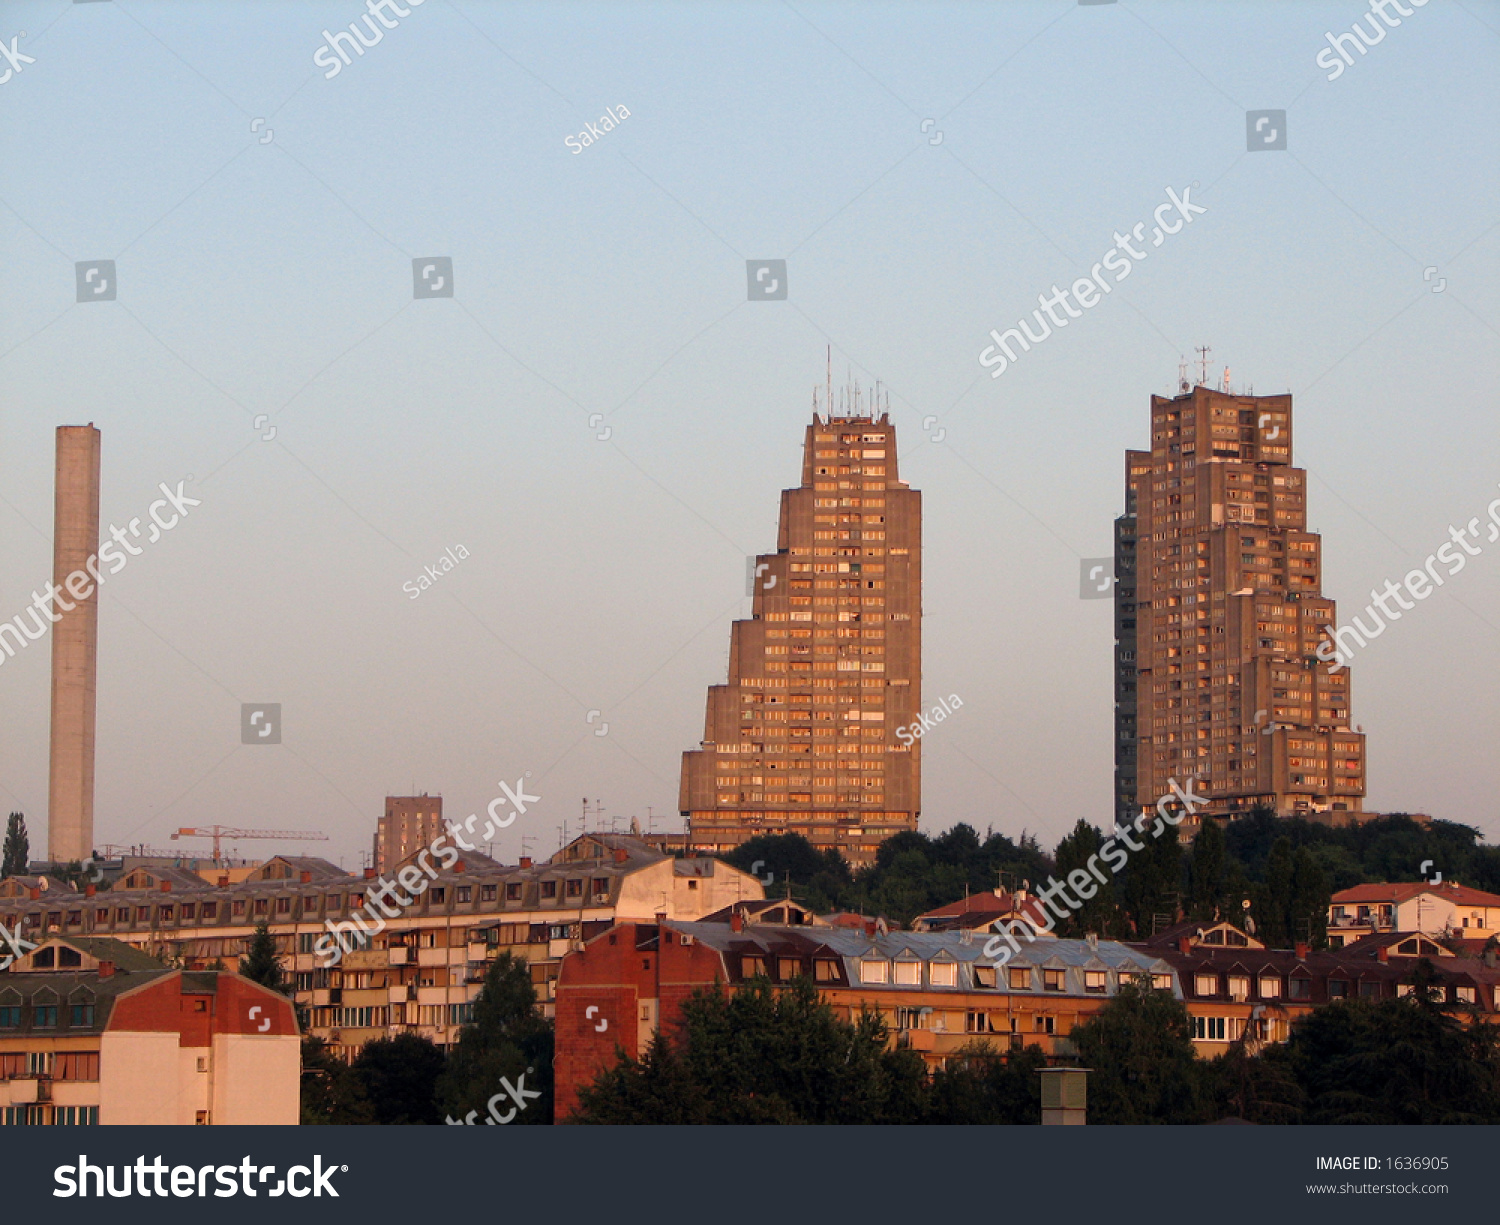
[98,1031,181,1124]
[213,1033,300,1124]
[681,412,921,867]
[1121,387,1365,820]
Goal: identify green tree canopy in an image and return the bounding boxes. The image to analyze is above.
[436,952,553,1125]
[351,1033,446,1125]
[572,976,927,1124]
[238,922,287,993]
[2,813,29,878]
[1067,981,1208,1123]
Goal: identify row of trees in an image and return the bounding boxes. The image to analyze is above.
[724,811,1485,942]
[574,971,1500,1125]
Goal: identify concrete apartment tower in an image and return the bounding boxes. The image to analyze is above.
[373,795,444,874]
[680,392,921,867]
[48,425,102,866]
[1114,380,1366,830]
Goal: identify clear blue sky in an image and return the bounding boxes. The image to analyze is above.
[1,0,1496,866]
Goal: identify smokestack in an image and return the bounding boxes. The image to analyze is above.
[47,425,101,866]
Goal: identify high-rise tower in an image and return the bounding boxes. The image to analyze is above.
[680,397,921,867]
[1115,380,1365,827]
[48,425,102,865]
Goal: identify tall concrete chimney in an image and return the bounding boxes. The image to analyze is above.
[47,426,101,866]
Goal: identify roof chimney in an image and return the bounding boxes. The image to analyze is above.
[160,880,171,893]
[730,912,745,933]
[1377,945,1389,962]
[300,871,311,884]
[97,960,114,978]
[1295,941,1309,960]
[85,884,95,898]
[453,860,465,873]
[217,875,229,887]
[519,857,532,869]
[613,847,628,864]
[363,867,376,880]
[1178,936,1191,954]
[27,887,38,901]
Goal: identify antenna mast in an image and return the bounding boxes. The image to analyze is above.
[1195,345,1211,388]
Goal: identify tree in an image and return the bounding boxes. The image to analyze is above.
[1253,837,1295,947]
[2,813,28,878]
[1289,846,1330,949]
[1067,981,1209,1123]
[351,1034,446,1125]
[436,952,553,1125]
[1284,984,1500,1124]
[1187,817,1227,921]
[925,1042,1046,1123]
[572,977,928,1124]
[300,1036,375,1124]
[238,922,287,993]
[1119,817,1183,938]
[1052,820,1119,937]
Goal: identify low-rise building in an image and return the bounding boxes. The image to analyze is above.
[553,915,1175,1119]
[1137,920,1500,1055]
[0,935,298,1125]
[0,834,763,1060]
[911,888,1054,936]
[1327,881,1500,946]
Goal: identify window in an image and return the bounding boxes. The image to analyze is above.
[965,1010,991,1034]
[1455,985,1477,1004]
[481,884,497,902]
[429,888,445,904]
[505,883,522,901]
[930,961,957,988]
[973,965,997,988]
[456,886,472,903]
[1035,1015,1055,1035]
[253,899,268,916]
[201,902,217,919]
[1327,979,1348,998]
[33,1006,57,1028]
[1041,969,1065,992]
[1358,980,1380,999]
[564,879,582,899]
[0,1008,18,1029]
[1258,975,1282,999]
[1084,970,1107,994]
[1194,973,1218,996]
[777,958,801,980]
[894,960,920,986]
[541,882,557,899]
[1008,967,1030,990]
[55,1052,99,1081]
[1192,1015,1228,1041]
[814,959,840,982]
[1289,977,1311,1000]
[69,1003,94,1027]
[859,959,889,985]
[1152,973,1173,991]
[181,904,196,920]
[743,956,767,978]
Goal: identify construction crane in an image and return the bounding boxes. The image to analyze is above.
[170,826,329,859]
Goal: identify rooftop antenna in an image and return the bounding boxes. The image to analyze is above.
[1222,365,1231,393]
[1195,345,1211,388]
[826,345,832,419]
[1178,357,1189,393]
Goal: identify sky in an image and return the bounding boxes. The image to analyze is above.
[0,0,1496,868]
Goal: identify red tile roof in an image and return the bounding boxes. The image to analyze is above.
[1332,881,1500,908]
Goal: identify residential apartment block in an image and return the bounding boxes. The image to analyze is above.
[0,835,762,1062]
[553,911,1174,1118]
[0,935,298,1125]
[680,406,922,866]
[373,795,444,875]
[1115,382,1366,825]
[1142,920,1500,1055]
[1327,881,1500,947]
